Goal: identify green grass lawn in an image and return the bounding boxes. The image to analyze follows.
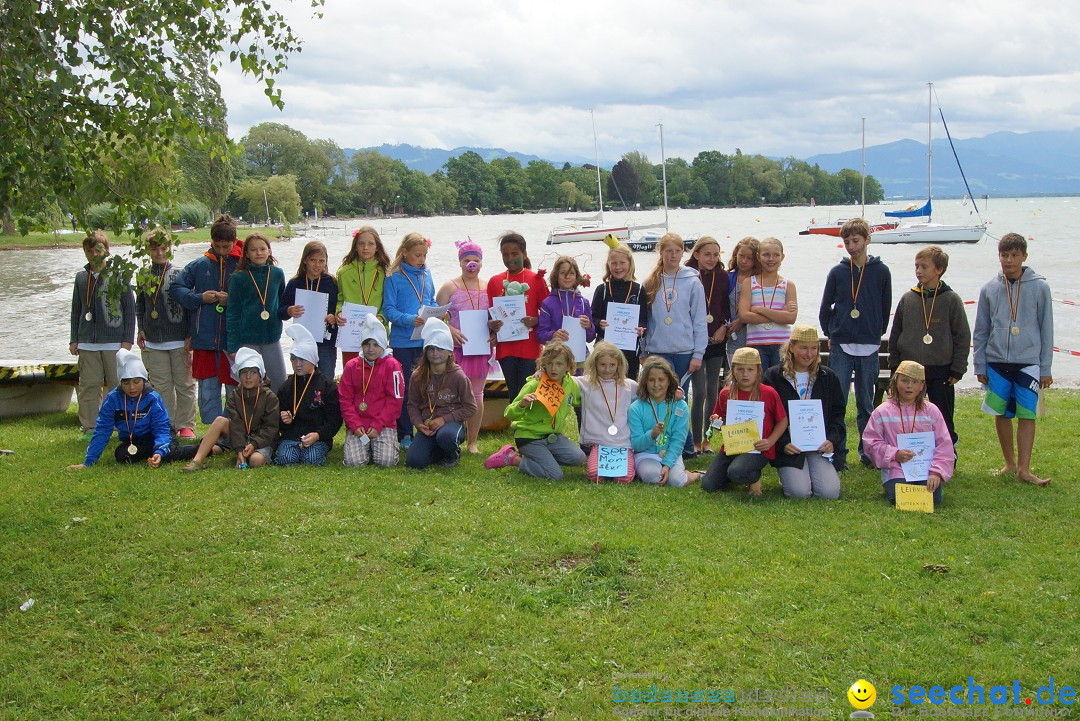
[1,393,1078,720]
[0,225,292,250]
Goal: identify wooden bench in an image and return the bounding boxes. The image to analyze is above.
[818,339,892,406]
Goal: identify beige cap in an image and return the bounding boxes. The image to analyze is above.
[731,347,761,366]
[895,360,926,381]
[788,325,819,344]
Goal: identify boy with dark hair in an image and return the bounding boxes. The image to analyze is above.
[888,245,971,447]
[170,213,241,422]
[818,218,892,470]
[973,232,1054,486]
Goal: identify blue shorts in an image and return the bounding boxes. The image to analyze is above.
[982,363,1039,420]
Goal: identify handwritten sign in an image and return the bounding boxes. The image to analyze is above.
[596,445,629,477]
[895,482,935,513]
[721,420,759,455]
[898,431,935,483]
[605,302,639,352]
[535,376,566,417]
[788,399,826,452]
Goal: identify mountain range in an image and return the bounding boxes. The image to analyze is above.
[350,129,1080,197]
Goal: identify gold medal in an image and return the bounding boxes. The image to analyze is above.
[84,312,93,322]
[922,334,933,345]
[850,308,860,319]
[127,443,138,455]
[664,317,672,325]
[706,313,714,324]
[1011,325,1020,336]
[150,310,159,320]
[358,402,367,412]
[260,310,270,320]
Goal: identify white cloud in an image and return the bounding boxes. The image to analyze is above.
[218,0,1080,162]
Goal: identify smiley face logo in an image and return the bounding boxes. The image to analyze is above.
[847,679,877,710]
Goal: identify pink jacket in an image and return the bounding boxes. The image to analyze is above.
[862,398,955,482]
[338,354,405,434]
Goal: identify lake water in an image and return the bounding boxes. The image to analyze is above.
[3,197,1077,388]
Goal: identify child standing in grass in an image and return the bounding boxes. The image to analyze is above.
[862,361,954,505]
[336,226,390,367]
[738,236,797,371]
[818,218,891,470]
[538,255,595,362]
[628,356,700,487]
[485,341,585,480]
[382,232,436,448]
[888,245,971,448]
[406,318,477,469]
[973,232,1054,486]
[70,231,135,440]
[725,236,760,367]
[338,314,405,468]
[576,341,636,483]
[701,347,787,497]
[68,349,186,469]
[182,348,280,471]
[591,243,648,379]
[686,236,731,455]
[273,325,341,467]
[136,227,197,441]
[283,240,339,379]
[227,233,287,390]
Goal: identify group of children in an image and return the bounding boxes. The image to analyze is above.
[69,216,1055,502]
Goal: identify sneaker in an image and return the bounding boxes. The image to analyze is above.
[181,460,206,472]
[400,436,412,451]
[177,427,197,442]
[484,443,517,469]
[860,456,875,469]
[78,431,94,442]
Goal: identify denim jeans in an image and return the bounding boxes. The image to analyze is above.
[827,345,878,464]
[406,421,465,469]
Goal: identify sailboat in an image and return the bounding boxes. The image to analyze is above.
[625,122,694,252]
[547,112,630,245]
[873,84,986,245]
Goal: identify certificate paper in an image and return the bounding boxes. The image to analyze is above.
[458,309,491,356]
[605,302,639,352]
[787,399,826,452]
[897,431,935,483]
[409,304,453,340]
[725,400,765,454]
[336,302,378,352]
[561,316,588,361]
[490,295,528,342]
[292,288,329,341]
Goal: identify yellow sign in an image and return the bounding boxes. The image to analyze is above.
[721,420,759,455]
[535,376,566,417]
[895,483,935,513]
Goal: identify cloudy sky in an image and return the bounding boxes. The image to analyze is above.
[218,0,1080,164]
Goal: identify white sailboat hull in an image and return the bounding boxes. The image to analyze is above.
[872,222,986,245]
[547,225,630,244]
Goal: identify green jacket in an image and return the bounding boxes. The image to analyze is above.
[505,374,580,440]
[336,259,385,315]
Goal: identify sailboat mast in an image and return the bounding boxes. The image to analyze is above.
[658,122,669,230]
[592,110,604,224]
[860,117,866,218]
[927,82,933,223]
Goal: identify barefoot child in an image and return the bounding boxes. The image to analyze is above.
[576,341,637,483]
[274,325,342,466]
[628,356,700,487]
[701,347,787,497]
[181,348,280,471]
[485,341,585,480]
[406,318,477,469]
[68,349,183,469]
[338,314,405,468]
[973,233,1054,486]
[862,361,955,504]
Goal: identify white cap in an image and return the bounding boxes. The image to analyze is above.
[420,317,454,351]
[232,347,266,380]
[285,323,319,366]
[360,313,389,354]
[116,348,148,382]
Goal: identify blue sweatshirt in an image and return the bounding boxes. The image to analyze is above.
[643,266,708,359]
[382,262,435,349]
[84,388,172,465]
[973,266,1054,376]
[629,397,690,468]
[818,255,892,343]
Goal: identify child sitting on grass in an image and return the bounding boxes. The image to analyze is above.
[274,324,341,466]
[339,314,405,468]
[182,348,280,471]
[575,341,637,483]
[862,361,954,506]
[406,318,477,469]
[485,341,585,480]
[628,356,700,487]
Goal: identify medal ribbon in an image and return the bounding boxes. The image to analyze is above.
[607,279,632,304]
[558,289,579,318]
[358,263,380,305]
[427,372,449,419]
[240,385,261,436]
[460,277,480,310]
[756,275,779,312]
[899,403,915,435]
[151,263,168,310]
[661,273,676,314]
[247,269,270,315]
[306,274,322,293]
[850,259,866,313]
[598,379,618,426]
[292,372,315,416]
[1006,277,1021,326]
[402,267,426,305]
[85,271,99,315]
[123,392,143,446]
[920,284,939,334]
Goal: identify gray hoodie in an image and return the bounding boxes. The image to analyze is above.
[973,266,1053,376]
[643,266,708,359]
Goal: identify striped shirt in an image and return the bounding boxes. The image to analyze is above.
[747,276,790,346]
